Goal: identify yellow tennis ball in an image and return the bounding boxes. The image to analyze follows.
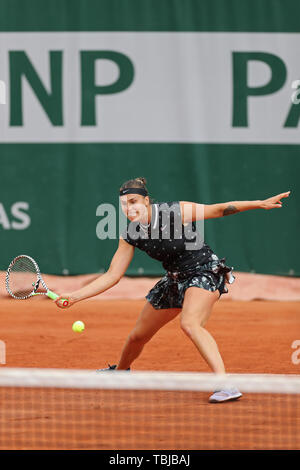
[72,321,85,333]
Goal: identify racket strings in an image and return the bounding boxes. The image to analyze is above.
[7,257,39,299]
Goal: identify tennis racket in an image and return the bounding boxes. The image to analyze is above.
[6,255,69,307]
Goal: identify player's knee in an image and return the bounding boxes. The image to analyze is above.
[180,318,195,338]
[180,311,207,335]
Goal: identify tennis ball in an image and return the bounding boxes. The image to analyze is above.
[72,321,85,333]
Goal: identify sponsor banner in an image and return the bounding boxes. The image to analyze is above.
[1,33,300,143]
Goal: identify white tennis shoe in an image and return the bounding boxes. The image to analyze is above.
[209,388,242,403]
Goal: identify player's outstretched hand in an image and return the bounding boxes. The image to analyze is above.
[261,191,291,210]
[54,293,76,309]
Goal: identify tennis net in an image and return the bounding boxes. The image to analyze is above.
[0,368,299,450]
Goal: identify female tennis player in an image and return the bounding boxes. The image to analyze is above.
[55,177,290,403]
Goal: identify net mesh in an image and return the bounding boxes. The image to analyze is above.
[6,257,38,299]
[0,368,299,450]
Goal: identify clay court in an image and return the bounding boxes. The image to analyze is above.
[0,273,299,449]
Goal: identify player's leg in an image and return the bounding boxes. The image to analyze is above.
[181,287,242,402]
[180,287,225,374]
[116,301,181,370]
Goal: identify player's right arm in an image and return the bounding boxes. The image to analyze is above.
[54,238,134,308]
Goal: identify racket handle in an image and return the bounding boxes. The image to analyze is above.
[47,290,59,300]
[47,290,69,307]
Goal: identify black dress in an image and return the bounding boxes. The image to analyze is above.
[122,201,235,309]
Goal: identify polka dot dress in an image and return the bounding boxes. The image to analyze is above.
[122,201,235,309]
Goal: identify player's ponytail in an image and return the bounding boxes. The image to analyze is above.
[135,177,147,186]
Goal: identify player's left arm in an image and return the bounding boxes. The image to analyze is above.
[180,191,291,222]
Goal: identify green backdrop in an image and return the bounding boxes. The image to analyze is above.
[0,1,299,277]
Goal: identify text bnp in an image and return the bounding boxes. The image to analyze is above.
[5,49,300,129]
[9,50,134,126]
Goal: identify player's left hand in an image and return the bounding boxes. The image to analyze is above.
[260,191,291,210]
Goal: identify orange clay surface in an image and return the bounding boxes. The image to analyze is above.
[0,297,299,373]
[0,290,299,449]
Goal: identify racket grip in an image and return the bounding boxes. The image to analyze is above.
[47,290,59,300]
[47,290,69,307]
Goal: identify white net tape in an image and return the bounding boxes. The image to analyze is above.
[0,368,299,394]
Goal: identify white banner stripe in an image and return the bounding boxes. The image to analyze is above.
[1,32,300,143]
